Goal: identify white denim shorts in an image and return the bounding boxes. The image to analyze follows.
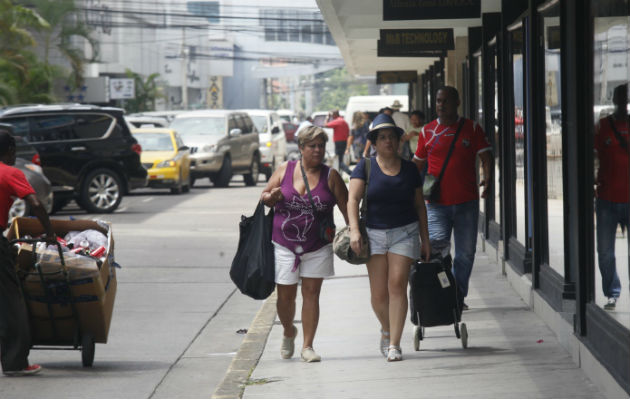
[366,221,420,260]
[273,242,334,285]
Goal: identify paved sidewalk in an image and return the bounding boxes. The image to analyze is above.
[240,247,604,398]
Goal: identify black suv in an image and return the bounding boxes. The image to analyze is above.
[0,104,147,213]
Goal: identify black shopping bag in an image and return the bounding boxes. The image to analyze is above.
[230,201,275,300]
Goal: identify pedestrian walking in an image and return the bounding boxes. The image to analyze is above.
[348,113,430,362]
[325,110,353,175]
[594,83,629,310]
[260,126,349,363]
[413,86,493,309]
[0,129,55,376]
[400,110,425,161]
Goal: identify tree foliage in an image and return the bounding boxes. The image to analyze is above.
[123,69,164,113]
[315,67,368,111]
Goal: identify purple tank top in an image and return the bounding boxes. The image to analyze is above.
[273,160,336,270]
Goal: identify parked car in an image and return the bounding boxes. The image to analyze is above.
[242,109,287,181]
[0,104,148,213]
[169,110,260,187]
[132,128,191,194]
[276,109,297,123]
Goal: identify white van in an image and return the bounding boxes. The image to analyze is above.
[344,95,409,127]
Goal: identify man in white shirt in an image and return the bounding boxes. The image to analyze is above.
[390,100,410,133]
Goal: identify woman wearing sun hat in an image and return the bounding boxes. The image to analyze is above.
[347,113,431,362]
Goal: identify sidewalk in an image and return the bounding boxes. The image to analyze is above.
[235,245,604,398]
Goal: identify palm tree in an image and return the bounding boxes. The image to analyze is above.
[124,69,164,113]
[22,0,98,89]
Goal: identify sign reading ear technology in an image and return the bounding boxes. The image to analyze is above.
[383,0,481,21]
[378,28,453,57]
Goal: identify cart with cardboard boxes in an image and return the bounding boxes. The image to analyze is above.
[7,217,117,367]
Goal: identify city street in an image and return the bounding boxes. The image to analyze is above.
[0,177,264,398]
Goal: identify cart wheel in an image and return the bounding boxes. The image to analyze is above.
[413,326,421,351]
[81,334,95,367]
[460,323,468,349]
[454,322,461,339]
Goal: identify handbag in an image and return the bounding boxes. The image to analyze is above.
[333,158,371,264]
[300,161,336,243]
[229,201,276,300]
[422,118,466,202]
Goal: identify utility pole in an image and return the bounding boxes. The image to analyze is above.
[181,28,188,109]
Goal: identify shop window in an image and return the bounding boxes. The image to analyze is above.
[592,0,630,324]
[541,2,565,277]
[511,28,528,246]
[475,54,485,214]
[492,44,501,225]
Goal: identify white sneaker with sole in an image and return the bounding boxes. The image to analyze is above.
[387,346,402,362]
[280,325,298,359]
[301,347,321,363]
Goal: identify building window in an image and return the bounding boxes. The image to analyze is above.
[592,0,629,320]
[187,1,219,24]
[260,8,333,45]
[541,2,565,276]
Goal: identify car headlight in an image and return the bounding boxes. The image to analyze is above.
[266,141,272,147]
[156,159,176,168]
[24,163,43,174]
[202,144,216,153]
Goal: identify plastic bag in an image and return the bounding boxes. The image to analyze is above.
[230,201,275,300]
[64,229,107,250]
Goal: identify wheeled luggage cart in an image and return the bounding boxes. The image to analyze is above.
[11,238,98,367]
[408,254,468,350]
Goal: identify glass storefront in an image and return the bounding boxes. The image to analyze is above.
[593,0,630,327]
[541,3,565,277]
[492,44,501,225]
[511,28,527,246]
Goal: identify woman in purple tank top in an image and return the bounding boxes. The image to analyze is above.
[261,126,349,363]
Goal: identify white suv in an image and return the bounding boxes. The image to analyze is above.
[169,110,260,187]
[242,110,287,181]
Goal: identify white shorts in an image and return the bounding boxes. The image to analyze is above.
[273,242,334,285]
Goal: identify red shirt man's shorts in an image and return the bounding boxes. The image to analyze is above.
[0,163,36,229]
[414,118,492,205]
[326,117,350,143]
[595,117,629,203]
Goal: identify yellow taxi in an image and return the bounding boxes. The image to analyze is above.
[132,128,191,194]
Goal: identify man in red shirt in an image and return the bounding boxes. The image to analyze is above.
[325,110,353,175]
[413,86,493,309]
[594,84,629,310]
[0,129,55,376]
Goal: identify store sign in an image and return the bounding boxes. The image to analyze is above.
[110,78,135,100]
[377,71,418,84]
[207,76,223,109]
[378,28,453,57]
[383,0,481,21]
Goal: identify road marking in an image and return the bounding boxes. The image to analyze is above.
[142,197,154,203]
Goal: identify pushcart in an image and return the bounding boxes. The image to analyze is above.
[12,238,98,367]
[408,255,468,350]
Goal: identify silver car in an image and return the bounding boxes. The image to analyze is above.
[169,110,260,187]
[241,110,287,181]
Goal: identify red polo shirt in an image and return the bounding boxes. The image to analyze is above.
[595,116,629,203]
[0,162,35,229]
[414,117,492,205]
[325,117,350,143]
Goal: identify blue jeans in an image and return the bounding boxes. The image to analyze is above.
[426,200,479,298]
[595,198,628,298]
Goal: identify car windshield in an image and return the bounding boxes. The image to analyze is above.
[133,133,174,151]
[170,117,225,136]
[250,115,268,133]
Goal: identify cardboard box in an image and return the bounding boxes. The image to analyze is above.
[7,218,117,344]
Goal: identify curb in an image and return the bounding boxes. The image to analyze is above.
[211,291,278,399]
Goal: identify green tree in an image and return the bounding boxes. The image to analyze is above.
[123,69,164,113]
[315,67,368,111]
[23,0,98,89]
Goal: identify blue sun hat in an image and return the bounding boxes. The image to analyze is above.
[367,113,405,142]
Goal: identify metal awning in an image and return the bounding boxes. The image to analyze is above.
[316,0,502,77]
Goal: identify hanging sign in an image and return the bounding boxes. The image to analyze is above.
[377,28,453,57]
[383,0,481,21]
[376,71,418,84]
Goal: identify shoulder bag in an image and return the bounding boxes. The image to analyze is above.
[422,118,466,203]
[333,158,371,264]
[301,161,336,243]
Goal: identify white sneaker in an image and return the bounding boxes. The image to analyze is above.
[604,297,617,310]
[280,325,297,359]
[300,347,321,363]
[380,330,390,357]
[387,346,402,362]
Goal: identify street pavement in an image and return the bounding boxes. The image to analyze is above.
[0,176,266,398]
[237,213,606,398]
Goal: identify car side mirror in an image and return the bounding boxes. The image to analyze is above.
[179,145,189,151]
[229,128,242,136]
[271,126,280,134]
